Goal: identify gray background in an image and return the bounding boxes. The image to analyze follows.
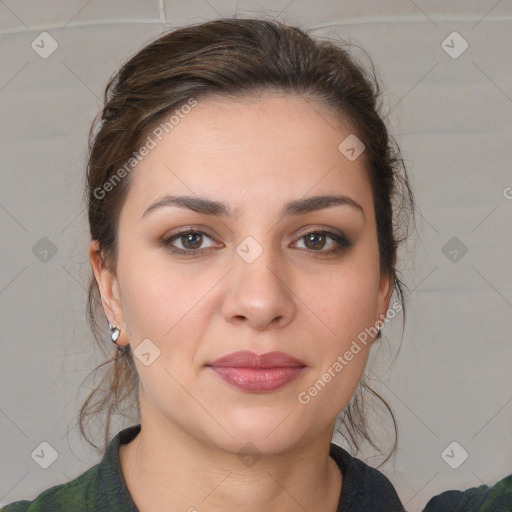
[1,1,511,510]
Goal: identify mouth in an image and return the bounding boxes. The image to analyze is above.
[206,351,306,393]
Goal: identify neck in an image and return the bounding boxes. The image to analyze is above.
[119,417,342,512]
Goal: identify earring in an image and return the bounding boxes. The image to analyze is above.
[110,324,120,344]
[377,325,382,338]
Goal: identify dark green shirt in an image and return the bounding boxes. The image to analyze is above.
[2,424,511,511]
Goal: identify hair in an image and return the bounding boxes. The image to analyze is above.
[79,16,415,466]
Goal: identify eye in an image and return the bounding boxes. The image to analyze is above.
[293,229,351,254]
[161,227,351,256]
[162,230,219,255]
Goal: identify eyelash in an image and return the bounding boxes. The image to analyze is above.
[161,228,351,256]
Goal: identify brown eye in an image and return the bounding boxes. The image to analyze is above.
[294,230,351,254]
[180,232,203,250]
[162,230,218,255]
[304,233,327,250]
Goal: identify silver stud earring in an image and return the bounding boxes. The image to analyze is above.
[110,324,120,344]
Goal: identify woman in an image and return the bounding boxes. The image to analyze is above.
[3,17,511,512]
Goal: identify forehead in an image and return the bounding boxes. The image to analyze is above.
[123,93,372,217]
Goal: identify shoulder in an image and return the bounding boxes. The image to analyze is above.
[421,473,512,512]
[1,424,141,512]
[329,443,406,511]
[1,464,99,512]
[1,502,31,512]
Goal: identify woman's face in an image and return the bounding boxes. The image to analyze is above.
[92,93,393,455]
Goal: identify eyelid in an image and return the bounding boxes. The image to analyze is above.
[163,224,348,241]
[293,224,348,240]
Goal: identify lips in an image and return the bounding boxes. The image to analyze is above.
[207,351,306,392]
[209,350,306,368]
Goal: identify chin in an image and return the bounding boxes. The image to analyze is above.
[205,412,310,457]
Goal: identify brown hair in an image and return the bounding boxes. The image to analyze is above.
[79,17,415,466]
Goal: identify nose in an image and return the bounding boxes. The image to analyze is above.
[221,242,296,332]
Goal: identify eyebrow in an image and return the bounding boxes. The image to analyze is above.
[141,194,365,222]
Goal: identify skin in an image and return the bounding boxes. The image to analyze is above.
[89,93,393,512]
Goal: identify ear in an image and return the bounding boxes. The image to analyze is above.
[375,270,394,332]
[88,240,128,346]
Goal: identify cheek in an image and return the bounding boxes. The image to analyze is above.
[311,257,381,343]
[118,250,213,365]
[120,276,165,336]
[117,248,178,341]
